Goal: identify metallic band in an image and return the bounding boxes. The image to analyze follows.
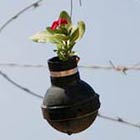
[50,67,78,78]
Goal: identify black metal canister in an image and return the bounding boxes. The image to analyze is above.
[41,56,100,135]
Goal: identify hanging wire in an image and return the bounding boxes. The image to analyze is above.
[0,62,140,74]
[0,0,44,33]
[98,113,140,128]
[0,69,43,99]
[70,0,73,17]
[79,0,82,6]
[0,69,140,129]
[0,0,82,33]
[70,0,82,18]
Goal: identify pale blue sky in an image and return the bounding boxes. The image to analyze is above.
[0,0,140,140]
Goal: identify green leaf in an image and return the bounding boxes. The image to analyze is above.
[70,21,85,44]
[30,31,50,43]
[69,27,79,43]
[30,31,63,44]
[46,27,68,35]
[46,27,59,34]
[53,34,68,41]
[59,11,72,24]
[77,21,85,40]
[69,21,85,44]
[30,30,70,49]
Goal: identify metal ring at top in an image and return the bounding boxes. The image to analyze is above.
[50,67,78,78]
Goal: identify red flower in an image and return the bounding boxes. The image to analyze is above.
[50,18,68,30]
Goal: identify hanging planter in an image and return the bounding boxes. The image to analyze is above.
[30,11,100,135]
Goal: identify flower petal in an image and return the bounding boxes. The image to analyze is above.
[50,21,59,30]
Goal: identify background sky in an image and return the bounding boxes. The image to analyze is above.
[0,0,140,140]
